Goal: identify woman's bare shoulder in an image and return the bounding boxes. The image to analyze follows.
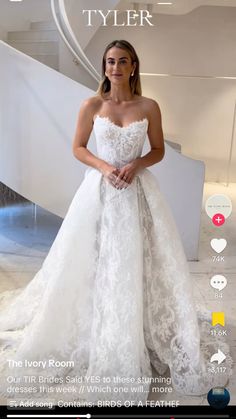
[77,95,104,123]
[137,96,161,124]
[80,95,103,112]
[138,96,162,118]
[139,95,161,108]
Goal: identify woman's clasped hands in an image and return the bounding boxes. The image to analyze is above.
[101,160,142,189]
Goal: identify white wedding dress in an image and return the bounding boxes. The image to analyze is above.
[0,115,231,406]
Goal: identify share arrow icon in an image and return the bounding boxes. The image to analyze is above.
[210,349,226,364]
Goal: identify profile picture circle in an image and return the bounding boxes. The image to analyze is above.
[207,387,230,409]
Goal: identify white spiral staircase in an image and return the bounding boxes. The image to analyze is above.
[0,0,206,260]
[6,19,59,71]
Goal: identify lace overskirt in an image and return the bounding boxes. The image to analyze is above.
[0,168,231,405]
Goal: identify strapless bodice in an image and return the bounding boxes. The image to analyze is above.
[93,115,148,168]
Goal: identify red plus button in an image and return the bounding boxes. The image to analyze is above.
[212,213,225,226]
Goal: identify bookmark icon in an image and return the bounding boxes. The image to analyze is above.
[212,312,225,327]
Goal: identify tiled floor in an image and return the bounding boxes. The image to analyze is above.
[0,182,235,407]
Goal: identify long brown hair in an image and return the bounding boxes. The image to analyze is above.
[96,40,142,97]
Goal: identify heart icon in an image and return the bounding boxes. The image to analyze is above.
[211,238,227,253]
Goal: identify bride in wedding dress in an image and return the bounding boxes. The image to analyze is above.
[0,39,231,406]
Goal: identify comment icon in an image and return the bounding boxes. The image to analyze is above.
[210,275,227,291]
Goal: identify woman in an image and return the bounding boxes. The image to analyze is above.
[72,40,165,190]
[0,40,230,406]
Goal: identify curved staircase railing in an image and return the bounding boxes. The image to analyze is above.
[50,0,101,82]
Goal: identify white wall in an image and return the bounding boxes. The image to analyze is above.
[0,0,52,38]
[0,24,6,40]
[85,5,236,182]
[141,76,236,183]
[85,5,236,76]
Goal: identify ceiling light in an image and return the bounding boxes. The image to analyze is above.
[9,0,23,2]
[157,2,173,4]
